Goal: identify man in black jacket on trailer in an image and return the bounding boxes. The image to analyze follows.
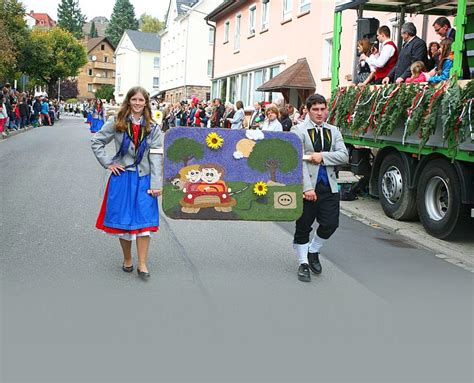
[382,22,428,84]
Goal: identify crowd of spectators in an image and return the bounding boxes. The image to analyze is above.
[0,84,64,138]
[160,96,307,133]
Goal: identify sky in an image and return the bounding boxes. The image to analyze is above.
[21,0,170,22]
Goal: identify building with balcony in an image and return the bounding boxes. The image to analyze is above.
[159,0,221,103]
[77,37,116,100]
[206,0,442,108]
[114,30,161,103]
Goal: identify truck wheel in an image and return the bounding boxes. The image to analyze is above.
[378,153,417,220]
[417,159,463,239]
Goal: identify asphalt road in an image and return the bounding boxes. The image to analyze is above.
[1,118,473,383]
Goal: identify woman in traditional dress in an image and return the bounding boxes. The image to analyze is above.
[91,86,163,279]
[90,99,105,133]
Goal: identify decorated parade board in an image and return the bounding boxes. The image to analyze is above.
[162,127,303,221]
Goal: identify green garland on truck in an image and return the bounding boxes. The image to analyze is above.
[328,80,474,153]
[377,84,418,137]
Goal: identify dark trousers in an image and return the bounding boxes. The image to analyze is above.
[294,182,340,244]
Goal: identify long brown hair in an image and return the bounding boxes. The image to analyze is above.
[115,86,153,133]
[357,38,371,55]
[436,38,453,75]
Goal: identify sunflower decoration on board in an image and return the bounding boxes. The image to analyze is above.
[253,181,268,196]
[206,132,224,150]
[153,110,163,124]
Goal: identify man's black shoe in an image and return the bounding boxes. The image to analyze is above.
[298,263,311,282]
[308,252,322,274]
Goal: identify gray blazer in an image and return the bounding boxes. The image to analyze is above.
[91,119,164,190]
[291,117,348,193]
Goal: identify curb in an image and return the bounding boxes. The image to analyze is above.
[340,198,474,273]
[1,125,36,140]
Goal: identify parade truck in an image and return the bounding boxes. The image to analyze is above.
[329,0,474,239]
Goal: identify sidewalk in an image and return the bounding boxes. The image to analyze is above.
[340,196,474,272]
[1,125,38,141]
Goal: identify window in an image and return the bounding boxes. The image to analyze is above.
[154,57,160,68]
[117,76,121,93]
[248,5,256,35]
[261,2,269,30]
[104,56,108,63]
[240,73,249,106]
[322,37,333,78]
[299,0,311,13]
[224,21,230,43]
[283,0,292,21]
[207,59,213,77]
[390,17,400,47]
[87,84,93,92]
[234,14,241,51]
[101,44,105,50]
[103,71,107,78]
[269,66,281,102]
[153,77,160,88]
[208,27,214,44]
[212,80,219,99]
[253,69,264,103]
[88,69,93,76]
[229,76,237,103]
[113,57,116,63]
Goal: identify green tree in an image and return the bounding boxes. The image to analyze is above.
[247,139,299,182]
[0,0,29,81]
[167,138,204,167]
[89,21,98,38]
[105,0,139,47]
[59,78,79,99]
[95,85,115,101]
[21,28,87,97]
[139,13,163,33]
[57,0,86,39]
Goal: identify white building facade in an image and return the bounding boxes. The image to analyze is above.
[114,30,161,104]
[160,0,221,103]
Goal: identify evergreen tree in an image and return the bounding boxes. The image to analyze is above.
[89,21,98,38]
[105,0,139,47]
[57,0,86,39]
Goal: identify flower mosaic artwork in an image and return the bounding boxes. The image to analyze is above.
[253,181,268,196]
[206,132,224,150]
[162,127,303,221]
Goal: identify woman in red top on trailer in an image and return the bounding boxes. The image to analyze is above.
[91,86,163,279]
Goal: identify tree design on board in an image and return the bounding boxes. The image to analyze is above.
[247,138,299,183]
[167,137,204,167]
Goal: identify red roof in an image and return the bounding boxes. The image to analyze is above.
[30,13,56,27]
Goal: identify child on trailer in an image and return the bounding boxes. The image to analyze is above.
[405,61,431,83]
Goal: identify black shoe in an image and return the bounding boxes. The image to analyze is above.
[137,268,150,279]
[297,263,311,282]
[308,252,322,274]
[122,263,133,273]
